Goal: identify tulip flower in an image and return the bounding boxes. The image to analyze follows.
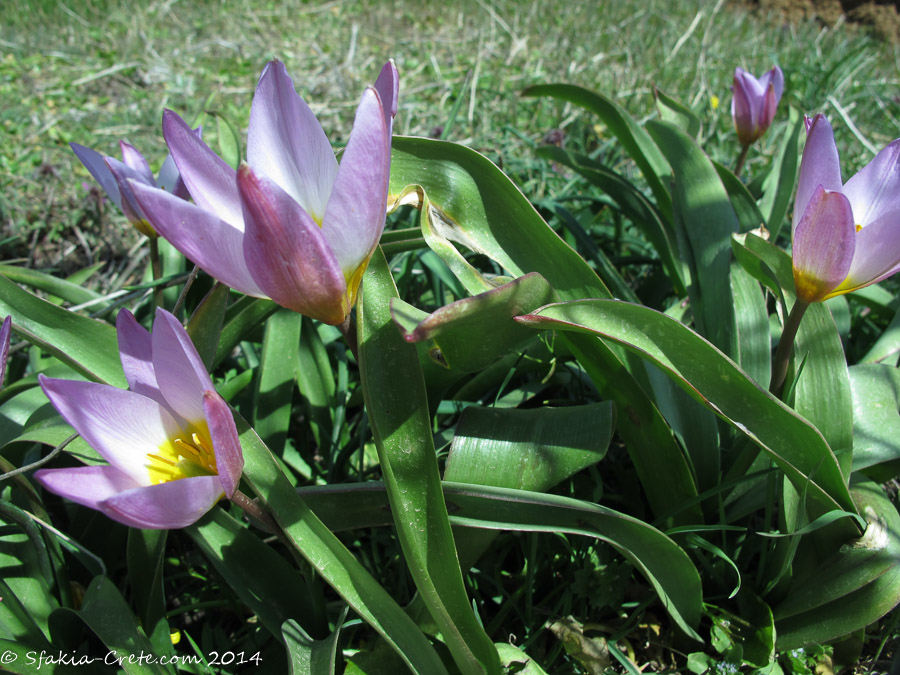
[0,315,10,388]
[791,113,900,303]
[732,65,784,148]
[71,137,197,238]
[130,60,399,326]
[34,309,243,529]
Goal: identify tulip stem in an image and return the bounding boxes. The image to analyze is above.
[338,314,359,362]
[734,144,750,179]
[230,488,280,535]
[769,298,810,398]
[149,238,164,310]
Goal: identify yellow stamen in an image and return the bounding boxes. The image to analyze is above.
[146,423,218,485]
[856,223,863,232]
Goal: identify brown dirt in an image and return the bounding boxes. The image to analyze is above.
[756,0,900,41]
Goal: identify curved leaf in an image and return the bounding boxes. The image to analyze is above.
[516,300,858,528]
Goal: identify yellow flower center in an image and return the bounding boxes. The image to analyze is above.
[856,223,863,232]
[146,424,218,484]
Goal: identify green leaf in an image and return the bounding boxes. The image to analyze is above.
[253,309,301,454]
[213,296,279,368]
[126,529,170,654]
[774,480,900,648]
[391,272,556,372]
[187,509,323,641]
[646,120,739,356]
[522,83,672,221]
[0,274,125,387]
[0,264,107,309]
[654,88,701,139]
[713,161,767,233]
[849,363,900,477]
[517,300,859,527]
[185,283,230,371]
[283,610,347,675]
[208,110,242,169]
[48,576,168,675]
[358,247,500,675]
[234,414,449,675]
[444,402,614,489]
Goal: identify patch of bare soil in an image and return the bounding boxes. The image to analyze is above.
[756,0,900,41]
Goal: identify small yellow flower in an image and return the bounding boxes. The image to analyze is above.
[710,95,719,110]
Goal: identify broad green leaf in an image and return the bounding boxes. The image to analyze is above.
[234,412,449,675]
[759,109,804,239]
[646,120,739,356]
[209,110,242,169]
[774,480,900,648]
[535,146,685,295]
[0,275,125,387]
[860,306,900,365]
[283,611,347,675]
[522,83,673,221]
[731,262,771,389]
[359,248,500,675]
[444,402,614,488]
[389,136,700,523]
[391,272,556,372]
[849,363,900,477]
[516,300,858,528]
[48,576,167,675]
[297,316,336,451]
[253,309,301,454]
[654,88,701,139]
[296,481,703,640]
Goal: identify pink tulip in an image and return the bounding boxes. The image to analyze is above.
[131,60,399,326]
[34,309,243,529]
[791,114,900,303]
[71,136,197,238]
[0,316,10,388]
[732,65,784,147]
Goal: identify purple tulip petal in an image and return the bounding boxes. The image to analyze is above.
[34,464,142,511]
[105,157,156,235]
[130,180,265,298]
[151,309,215,425]
[731,77,755,146]
[100,475,224,529]
[758,66,784,103]
[39,375,179,486]
[374,60,399,133]
[248,61,338,223]
[116,310,163,405]
[163,110,242,224]
[830,210,900,296]
[203,391,243,498]
[792,185,855,302]
[239,164,348,325]
[71,142,123,211]
[794,114,843,233]
[0,315,10,389]
[321,87,389,282]
[119,141,155,184]
[842,139,900,227]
